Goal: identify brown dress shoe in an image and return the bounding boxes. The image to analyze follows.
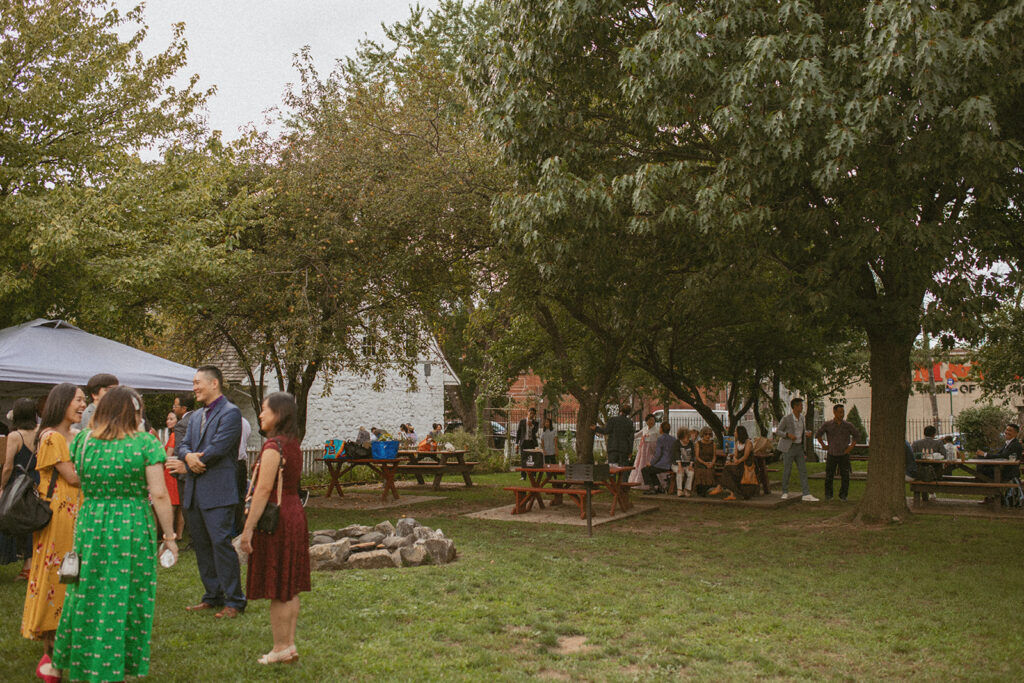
[215,606,241,619]
[185,602,216,612]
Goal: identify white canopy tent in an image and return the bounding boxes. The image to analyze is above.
[0,319,195,398]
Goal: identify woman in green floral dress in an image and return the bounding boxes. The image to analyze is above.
[44,387,178,683]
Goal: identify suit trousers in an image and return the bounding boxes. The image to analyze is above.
[185,503,246,610]
[781,443,809,496]
[607,449,629,467]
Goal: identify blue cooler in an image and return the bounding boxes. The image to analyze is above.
[371,440,400,460]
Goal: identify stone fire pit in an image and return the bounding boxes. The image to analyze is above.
[308,517,456,570]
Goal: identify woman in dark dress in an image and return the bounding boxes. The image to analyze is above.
[239,392,310,665]
[692,427,717,495]
[0,399,41,576]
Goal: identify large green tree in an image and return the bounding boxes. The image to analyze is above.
[470,0,1023,521]
[0,0,208,331]
[172,2,502,437]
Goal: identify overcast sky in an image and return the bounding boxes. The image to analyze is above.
[123,1,440,140]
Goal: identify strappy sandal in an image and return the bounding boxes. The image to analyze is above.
[17,568,30,581]
[258,645,298,665]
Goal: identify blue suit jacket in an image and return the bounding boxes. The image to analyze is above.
[176,397,242,510]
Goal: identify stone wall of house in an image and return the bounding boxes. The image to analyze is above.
[300,365,446,448]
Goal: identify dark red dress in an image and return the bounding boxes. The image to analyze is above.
[246,437,311,601]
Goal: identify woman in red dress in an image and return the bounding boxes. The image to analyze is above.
[239,392,310,665]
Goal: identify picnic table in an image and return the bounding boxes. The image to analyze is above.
[506,465,636,518]
[316,457,404,502]
[395,449,476,490]
[910,457,1020,508]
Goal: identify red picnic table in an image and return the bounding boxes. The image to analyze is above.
[315,457,404,502]
[508,465,636,518]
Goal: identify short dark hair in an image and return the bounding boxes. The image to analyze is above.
[790,397,804,408]
[196,365,224,388]
[943,436,954,443]
[1008,424,1020,433]
[264,392,299,439]
[833,404,844,413]
[528,407,536,414]
[175,392,196,411]
[12,398,38,430]
[85,373,118,399]
[660,420,671,434]
[923,425,937,437]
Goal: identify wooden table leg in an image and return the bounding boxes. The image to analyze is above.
[432,473,443,491]
[325,461,345,498]
[379,464,400,501]
[462,471,473,487]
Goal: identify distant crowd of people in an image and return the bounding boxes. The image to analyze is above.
[510,398,865,503]
[0,367,311,681]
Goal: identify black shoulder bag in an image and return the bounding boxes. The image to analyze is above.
[0,462,57,536]
[245,438,285,534]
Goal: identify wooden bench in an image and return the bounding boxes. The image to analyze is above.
[909,480,1018,508]
[504,485,603,518]
[394,461,477,490]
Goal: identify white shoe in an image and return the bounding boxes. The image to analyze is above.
[780,492,792,499]
[801,494,820,502]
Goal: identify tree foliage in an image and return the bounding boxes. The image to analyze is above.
[469,0,1024,517]
[0,0,209,331]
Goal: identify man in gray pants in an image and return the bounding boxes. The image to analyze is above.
[776,397,819,501]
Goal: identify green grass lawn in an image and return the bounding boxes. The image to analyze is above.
[2,465,1023,681]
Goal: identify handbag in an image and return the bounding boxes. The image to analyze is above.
[741,462,758,486]
[0,465,58,535]
[58,550,80,584]
[58,430,96,585]
[245,438,285,534]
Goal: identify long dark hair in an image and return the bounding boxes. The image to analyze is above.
[736,426,749,444]
[12,398,38,431]
[264,392,299,439]
[36,383,79,448]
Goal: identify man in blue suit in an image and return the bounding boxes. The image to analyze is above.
[174,365,246,618]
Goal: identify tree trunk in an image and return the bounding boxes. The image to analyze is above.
[574,395,600,465]
[856,331,915,523]
[445,384,474,430]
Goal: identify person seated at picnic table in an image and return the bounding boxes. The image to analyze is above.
[975,423,1022,483]
[942,435,959,460]
[356,426,371,446]
[692,427,717,495]
[709,426,758,500]
[673,427,694,497]
[417,433,437,452]
[904,440,919,481]
[642,421,675,495]
[539,417,558,465]
[911,425,946,456]
[751,433,775,496]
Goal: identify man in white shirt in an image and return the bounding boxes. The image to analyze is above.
[776,397,819,501]
[234,416,251,533]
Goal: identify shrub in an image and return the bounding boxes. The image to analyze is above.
[847,405,868,443]
[437,429,507,473]
[955,404,1015,453]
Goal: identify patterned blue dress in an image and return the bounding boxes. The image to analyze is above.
[52,431,166,682]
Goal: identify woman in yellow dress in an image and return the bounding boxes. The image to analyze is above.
[20,382,85,677]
